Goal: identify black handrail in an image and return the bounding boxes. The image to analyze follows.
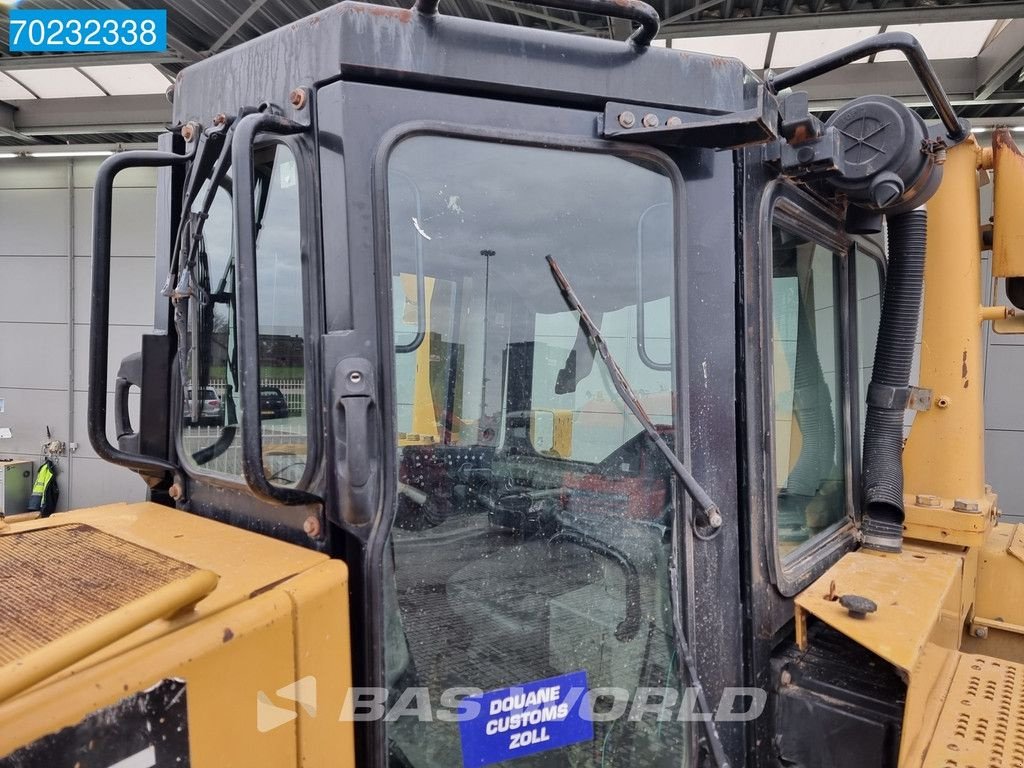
[231,111,321,507]
[413,0,660,47]
[768,32,967,143]
[90,150,191,482]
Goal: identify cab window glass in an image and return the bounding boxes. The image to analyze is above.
[181,144,309,487]
[386,136,688,767]
[771,225,847,560]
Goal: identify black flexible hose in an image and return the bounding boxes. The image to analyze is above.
[860,210,927,552]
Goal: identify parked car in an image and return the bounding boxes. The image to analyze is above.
[259,386,290,419]
[184,387,223,426]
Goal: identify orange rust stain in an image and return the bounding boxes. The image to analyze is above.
[791,124,812,144]
[346,4,413,21]
[993,127,1024,159]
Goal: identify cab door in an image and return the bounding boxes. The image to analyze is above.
[318,80,746,768]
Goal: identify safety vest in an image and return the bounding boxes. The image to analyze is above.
[27,459,58,517]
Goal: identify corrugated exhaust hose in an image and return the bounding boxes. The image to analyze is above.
[860,210,928,553]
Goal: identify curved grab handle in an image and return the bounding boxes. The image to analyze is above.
[413,0,660,47]
[114,352,140,443]
[90,150,190,480]
[768,32,968,143]
[231,111,321,507]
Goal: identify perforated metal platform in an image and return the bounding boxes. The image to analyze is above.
[924,653,1024,768]
[0,523,198,666]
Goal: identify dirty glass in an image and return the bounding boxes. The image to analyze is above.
[386,135,689,767]
[771,226,847,560]
[180,144,308,487]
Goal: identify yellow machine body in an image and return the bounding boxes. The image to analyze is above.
[791,132,1024,768]
[0,503,355,767]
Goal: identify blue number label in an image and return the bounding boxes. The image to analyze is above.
[9,10,166,53]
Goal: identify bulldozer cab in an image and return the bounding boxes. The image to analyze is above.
[61,2,989,767]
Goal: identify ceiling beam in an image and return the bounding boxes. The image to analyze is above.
[6,94,170,137]
[665,2,1024,37]
[976,18,1024,100]
[608,17,634,41]
[774,58,986,109]
[0,52,186,70]
[469,0,597,34]
[206,0,273,56]
[0,100,40,144]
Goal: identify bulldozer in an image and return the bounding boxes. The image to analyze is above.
[2,1,1023,766]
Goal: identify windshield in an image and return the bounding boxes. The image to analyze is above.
[384,135,690,767]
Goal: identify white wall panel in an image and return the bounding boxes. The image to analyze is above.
[0,189,69,255]
[73,256,156,325]
[0,257,69,323]
[0,322,69,390]
[73,186,157,257]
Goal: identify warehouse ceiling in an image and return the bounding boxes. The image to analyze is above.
[0,0,1023,146]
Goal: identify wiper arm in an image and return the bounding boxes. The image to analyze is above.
[545,255,721,529]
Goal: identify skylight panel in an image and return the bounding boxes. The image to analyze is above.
[0,72,36,100]
[771,27,880,69]
[8,68,104,98]
[79,64,172,96]
[874,20,998,62]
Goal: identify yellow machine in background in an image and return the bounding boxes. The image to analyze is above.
[794,131,1024,767]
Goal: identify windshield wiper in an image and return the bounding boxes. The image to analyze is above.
[546,254,730,768]
[545,255,721,528]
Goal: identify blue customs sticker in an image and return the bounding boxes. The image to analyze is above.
[458,670,592,768]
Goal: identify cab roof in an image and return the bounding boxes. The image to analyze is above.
[172,1,760,126]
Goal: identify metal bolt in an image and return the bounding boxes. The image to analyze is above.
[290,88,307,109]
[666,116,682,128]
[707,508,723,529]
[180,122,199,142]
[642,113,660,128]
[953,498,980,513]
[915,494,942,508]
[349,371,363,385]
[213,113,227,127]
[618,111,636,129]
[936,396,950,408]
[973,625,989,639]
[303,515,321,538]
[779,669,792,687]
[168,483,184,501]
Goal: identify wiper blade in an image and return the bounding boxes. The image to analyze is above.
[545,255,721,528]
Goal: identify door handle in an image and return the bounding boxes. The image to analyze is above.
[332,358,380,527]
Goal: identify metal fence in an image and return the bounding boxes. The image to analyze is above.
[180,378,308,482]
[208,377,306,417]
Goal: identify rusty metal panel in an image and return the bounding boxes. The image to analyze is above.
[0,523,197,666]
